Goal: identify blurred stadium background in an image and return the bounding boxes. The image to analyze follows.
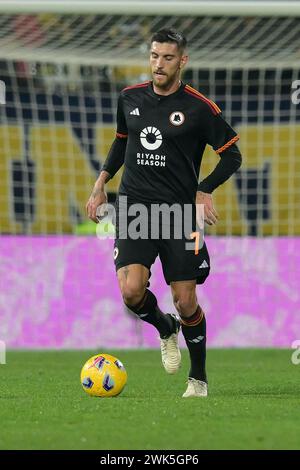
[0,0,299,350]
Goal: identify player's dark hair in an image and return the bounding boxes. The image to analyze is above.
[151,28,187,52]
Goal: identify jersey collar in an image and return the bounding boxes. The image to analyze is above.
[147,80,185,99]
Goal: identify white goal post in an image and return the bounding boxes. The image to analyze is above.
[0,1,300,17]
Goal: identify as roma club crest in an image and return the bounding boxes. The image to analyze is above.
[169,111,185,126]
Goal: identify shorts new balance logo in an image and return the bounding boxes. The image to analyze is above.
[199,260,209,269]
[130,108,140,116]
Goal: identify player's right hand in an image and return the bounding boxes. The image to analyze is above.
[86,187,108,223]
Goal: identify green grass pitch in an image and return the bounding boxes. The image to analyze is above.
[0,349,299,450]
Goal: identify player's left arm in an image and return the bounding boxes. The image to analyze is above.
[197,111,242,225]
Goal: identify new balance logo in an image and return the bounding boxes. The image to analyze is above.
[199,260,209,269]
[130,108,140,116]
[188,336,204,344]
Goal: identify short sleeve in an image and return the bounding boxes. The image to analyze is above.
[204,110,239,154]
[116,94,128,138]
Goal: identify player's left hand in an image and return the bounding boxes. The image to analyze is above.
[196,191,219,226]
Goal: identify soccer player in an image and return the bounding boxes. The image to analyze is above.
[86,29,242,397]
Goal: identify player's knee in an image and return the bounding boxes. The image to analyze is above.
[173,293,196,316]
[121,281,146,306]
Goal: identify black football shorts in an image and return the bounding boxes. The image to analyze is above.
[113,196,210,285]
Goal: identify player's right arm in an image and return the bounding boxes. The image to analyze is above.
[86,95,128,223]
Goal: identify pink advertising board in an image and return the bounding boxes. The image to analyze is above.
[0,236,299,348]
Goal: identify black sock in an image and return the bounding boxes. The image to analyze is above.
[125,289,175,338]
[181,306,207,383]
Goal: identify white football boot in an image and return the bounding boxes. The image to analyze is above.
[182,378,208,397]
[160,314,181,374]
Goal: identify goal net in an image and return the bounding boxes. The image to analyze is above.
[1,2,300,236]
[0,1,299,348]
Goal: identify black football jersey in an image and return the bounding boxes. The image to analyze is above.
[115,81,239,204]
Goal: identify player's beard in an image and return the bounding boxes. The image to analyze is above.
[152,70,179,91]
